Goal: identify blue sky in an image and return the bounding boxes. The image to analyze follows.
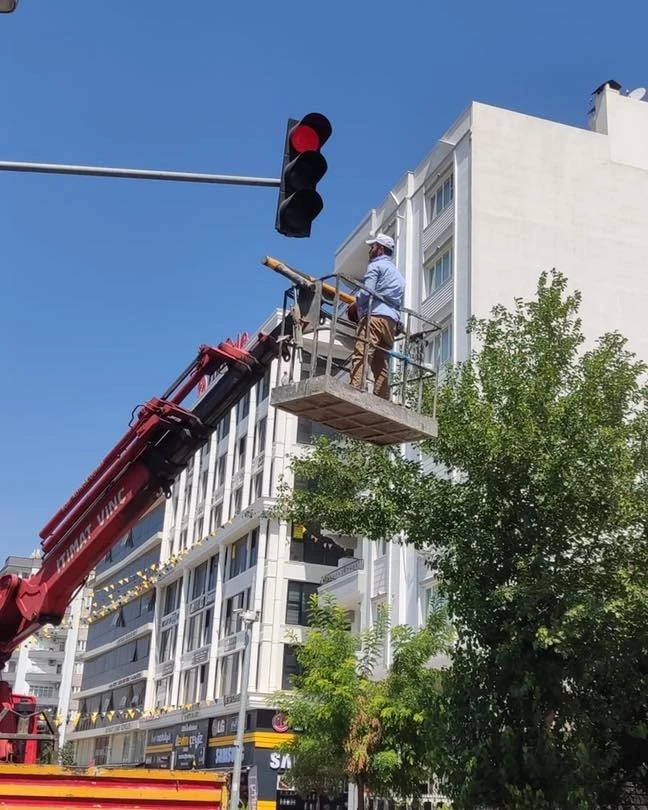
[1,0,647,562]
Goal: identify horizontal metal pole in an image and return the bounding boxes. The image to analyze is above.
[0,160,280,187]
[0,732,57,741]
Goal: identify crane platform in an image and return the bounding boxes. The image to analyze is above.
[271,375,438,445]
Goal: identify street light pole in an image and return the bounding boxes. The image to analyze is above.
[0,0,18,12]
[229,609,259,810]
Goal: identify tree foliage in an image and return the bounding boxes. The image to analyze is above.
[274,597,450,806]
[278,272,648,809]
[60,740,75,767]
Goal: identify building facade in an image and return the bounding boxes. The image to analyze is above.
[332,78,648,656]
[138,313,349,810]
[70,501,164,766]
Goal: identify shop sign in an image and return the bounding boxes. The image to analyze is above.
[270,752,293,770]
[210,745,237,766]
[272,712,289,733]
[174,720,208,769]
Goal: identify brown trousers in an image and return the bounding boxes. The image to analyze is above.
[350,316,397,400]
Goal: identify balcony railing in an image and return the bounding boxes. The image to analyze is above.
[320,557,364,585]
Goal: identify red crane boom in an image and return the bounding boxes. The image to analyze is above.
[0,326,283,665]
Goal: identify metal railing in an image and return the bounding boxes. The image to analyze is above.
[275,271,441,419]
[320,557,365,585]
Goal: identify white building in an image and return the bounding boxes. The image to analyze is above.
[0,554,91,748]
[139,312,350,795]
[332,79,648,652]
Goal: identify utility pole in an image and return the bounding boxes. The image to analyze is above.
[229,609,259,810]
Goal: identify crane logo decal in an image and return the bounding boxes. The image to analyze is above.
[56,487,127,571]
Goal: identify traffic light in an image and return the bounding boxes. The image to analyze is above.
[276,113,332,238]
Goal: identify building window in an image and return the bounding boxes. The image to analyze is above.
[285,581,319,626]
[230,487,243,517]
[210,502,223,534]
[254,417,266,457]
[93,737,110,767]
[296,417,337,445]
[180,664,207,705]
[198,469,209,504]
[237,393,250,423]
[162,580,180,615]
[31,685,57,698]
[257,371,271,405]
[158,625,177,663]
[427,173,453,223]
[252,472,263,501]
[427,321,453,367]
[207,554,219,592]
[222,590,251,636]
[217,416,230,443]
[282,644,303,690]
[216,455,227,489]
[423,582,447,621]
[221,652,241,697]
[235,437,246,472]
[424,245,452,299]
[191,561,208,599]
[249,529,258,568]
[155,676,173,710]
[228,537,248,580]
[179,528,188,551]
[289,524,346,566]
[182,478,193,518]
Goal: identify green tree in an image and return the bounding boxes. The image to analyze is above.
[274,597,449,808]
[373,601,452,802]
[60,740,75,767]
[278,272,648,809]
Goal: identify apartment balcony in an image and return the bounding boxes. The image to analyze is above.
[28,647,65,661]
[319,556,365,609]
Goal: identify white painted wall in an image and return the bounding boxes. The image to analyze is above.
[469,93,648,359]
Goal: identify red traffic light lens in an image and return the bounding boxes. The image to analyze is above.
[290,124,320,154]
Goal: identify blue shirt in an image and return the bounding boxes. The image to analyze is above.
[356,255,405,322]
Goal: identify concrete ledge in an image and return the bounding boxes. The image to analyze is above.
[271,376,438,445]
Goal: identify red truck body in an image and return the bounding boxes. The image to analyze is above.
[0,764,227,809]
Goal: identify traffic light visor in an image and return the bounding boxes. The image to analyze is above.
[278,189,323,237]
[295,113,332,150]
[285,152,327,191]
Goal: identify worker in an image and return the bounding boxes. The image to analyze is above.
[348,233,405,400]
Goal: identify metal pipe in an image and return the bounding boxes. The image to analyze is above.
[0,160,280,187]
[263,256,355,305]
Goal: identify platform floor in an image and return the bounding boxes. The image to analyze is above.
[271,375,438,445]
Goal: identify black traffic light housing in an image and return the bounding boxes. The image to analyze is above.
[275,113,332,238]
